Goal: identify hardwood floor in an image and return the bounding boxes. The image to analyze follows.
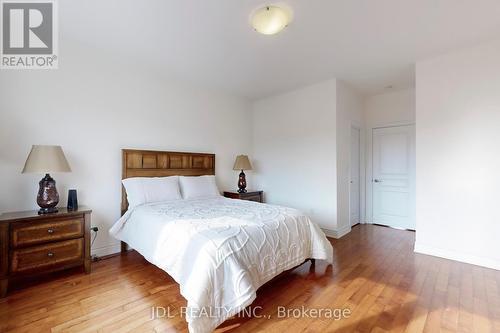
[1,224,499,332]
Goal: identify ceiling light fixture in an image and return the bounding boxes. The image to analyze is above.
[251,5,292,35]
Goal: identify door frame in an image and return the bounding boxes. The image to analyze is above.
[367,122,415,227]
[349,125,362,227]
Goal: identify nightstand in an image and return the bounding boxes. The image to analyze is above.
[0,206,92,297]
[223,191,264,203]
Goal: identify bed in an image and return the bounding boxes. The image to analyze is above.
[109,149,333,333]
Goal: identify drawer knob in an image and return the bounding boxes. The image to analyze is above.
[47,252,54,258]
[47,228,54,234]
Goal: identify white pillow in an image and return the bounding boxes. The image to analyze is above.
[122,176,181,209]
[179,175,221,199]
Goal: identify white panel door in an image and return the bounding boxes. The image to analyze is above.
[372,125,415,230]
[350,127,361,226]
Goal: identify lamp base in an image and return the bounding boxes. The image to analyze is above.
[36,173,60,215]
[237,170,247,193]
[38,207,59,215]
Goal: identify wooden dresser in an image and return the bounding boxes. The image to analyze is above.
[0,207,91,297]
[223,191,264,203]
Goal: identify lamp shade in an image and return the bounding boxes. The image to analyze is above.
[22,145,71,173]
[233,155,252,171]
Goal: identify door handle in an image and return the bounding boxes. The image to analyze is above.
[373,179,382,183]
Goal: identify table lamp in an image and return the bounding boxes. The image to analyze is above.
[233,155,252,193]
[22,145,71,214]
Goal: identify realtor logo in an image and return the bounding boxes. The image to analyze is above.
[1,0,58,69]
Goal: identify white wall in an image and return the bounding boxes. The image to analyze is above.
[0,53,252,256]
[415,39,500,270]
[252,80,338,231]
[335,81,364,236]
[364,89,416,128]
[363,89,416,223]
[252,79,365,237]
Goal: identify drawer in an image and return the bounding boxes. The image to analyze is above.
[10,238,84,274]
[242,194,261,202]
[11,217,83,248]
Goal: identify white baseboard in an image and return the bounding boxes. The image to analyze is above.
[414,243,500,271]
[322,225,351,239]
[91,243,121,257]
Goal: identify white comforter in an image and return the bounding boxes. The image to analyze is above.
[109,197,333,333]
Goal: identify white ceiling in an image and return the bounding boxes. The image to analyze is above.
[63,0,500,100]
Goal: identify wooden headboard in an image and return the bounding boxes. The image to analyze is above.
[121,149,215,215]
